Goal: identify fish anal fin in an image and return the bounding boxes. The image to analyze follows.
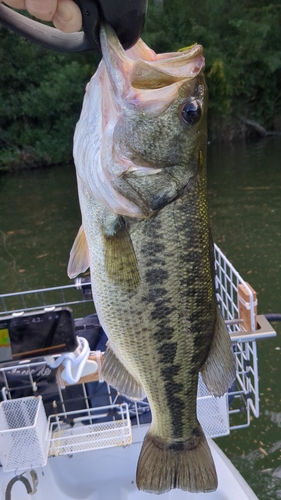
[136,428,217,493]
[103,217,140,290]
[200,308,236,396]
[101,343,145,401]
[67,226,90,279]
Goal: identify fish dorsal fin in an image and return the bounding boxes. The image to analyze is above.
[67,225,90,279]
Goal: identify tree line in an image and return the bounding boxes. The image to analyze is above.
[0,0,280,170]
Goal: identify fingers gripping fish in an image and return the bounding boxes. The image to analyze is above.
[68,24,236,495]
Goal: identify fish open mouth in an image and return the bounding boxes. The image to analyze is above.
[100,24,205,99]
[128,42,204,90]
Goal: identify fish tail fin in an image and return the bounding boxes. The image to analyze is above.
[136,427,217,494]
[201,307,236,396]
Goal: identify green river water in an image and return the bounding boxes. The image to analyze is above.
[0,136,280,499]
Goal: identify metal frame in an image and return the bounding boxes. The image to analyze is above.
[0,281,93,317]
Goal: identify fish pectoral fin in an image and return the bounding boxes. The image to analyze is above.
[67,225,90,279]
[103,217,140,290]
[200,307,236,397]
[137,427,217,493]
[101,343,145,401]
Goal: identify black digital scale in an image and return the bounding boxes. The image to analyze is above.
[0,308,78,363]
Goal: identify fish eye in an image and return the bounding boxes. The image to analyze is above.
[180,99,201,125]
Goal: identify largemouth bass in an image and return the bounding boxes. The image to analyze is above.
[68,25,236,494]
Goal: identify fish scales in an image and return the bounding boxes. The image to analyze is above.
[80,178,211,438]
[69,24,236,495]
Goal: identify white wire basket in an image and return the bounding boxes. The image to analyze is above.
[0,396,49,472]
[48,403,132,457]
[213,244,262,430]
[197,375,230,438]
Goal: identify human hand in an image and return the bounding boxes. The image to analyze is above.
[0,0,82,32]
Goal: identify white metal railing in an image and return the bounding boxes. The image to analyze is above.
[0,279,93,317]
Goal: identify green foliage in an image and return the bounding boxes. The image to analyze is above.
[206,60,231,115]
[0,0,281,170]
[0,27,100,170]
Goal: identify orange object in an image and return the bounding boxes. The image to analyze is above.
[238,283,258,332]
